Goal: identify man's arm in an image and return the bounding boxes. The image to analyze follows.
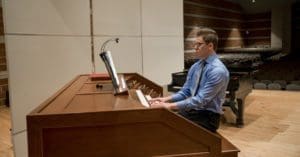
[176,68,228,110]
[149,95,172,104]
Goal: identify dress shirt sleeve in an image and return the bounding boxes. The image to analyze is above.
[171,68,194,102]
[176,67,228,110]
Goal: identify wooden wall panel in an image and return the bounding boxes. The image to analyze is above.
[246,38,271,46]
[0,44,5,57]
[0,8,3,35]
[185,39,244,50]
[184,3,243,20]
[0,43,6,71]
[184,0,271,59]
[185,28,244,38]
[244,12,271,20]
[243,12,271,46]
[0,79,8,105]
[242,21,271,29]
[0,6,7,106]
[243,29,270,38]
[184,0,244,53]
[187,0,242,11]
[185,16,242,28]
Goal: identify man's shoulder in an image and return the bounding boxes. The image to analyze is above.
[211,58,227,68]
[210,59,229,74]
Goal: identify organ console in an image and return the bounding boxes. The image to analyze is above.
[27,73,239,157]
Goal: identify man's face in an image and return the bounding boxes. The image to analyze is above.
[194,36,213,59]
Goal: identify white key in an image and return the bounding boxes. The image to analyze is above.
[136,90,150,108]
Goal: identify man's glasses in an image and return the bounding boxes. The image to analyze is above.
[193,42,206,49]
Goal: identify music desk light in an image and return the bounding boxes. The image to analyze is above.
[98,38,128,95]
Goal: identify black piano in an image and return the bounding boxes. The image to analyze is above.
[168,48,282,127]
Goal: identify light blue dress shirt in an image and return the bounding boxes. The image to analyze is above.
[172,53,229,114]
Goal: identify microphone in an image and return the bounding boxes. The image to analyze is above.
[100,38,119,53]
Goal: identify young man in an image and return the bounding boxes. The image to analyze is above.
[150,28,229,132]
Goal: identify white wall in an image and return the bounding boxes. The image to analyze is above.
[142,0,184,84]
[3,0,184,157]
[3,0,92,156]
[92,0,184,84]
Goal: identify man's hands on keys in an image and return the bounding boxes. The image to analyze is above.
[149,97,178,110]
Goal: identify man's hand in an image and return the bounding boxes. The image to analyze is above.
[150,102,178,110]
[148,97,168,105]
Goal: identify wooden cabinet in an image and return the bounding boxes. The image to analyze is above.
[27,74,239,157]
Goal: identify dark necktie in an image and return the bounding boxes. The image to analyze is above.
[194,61,207,96]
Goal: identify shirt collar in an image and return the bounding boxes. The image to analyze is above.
[200,52,217,64]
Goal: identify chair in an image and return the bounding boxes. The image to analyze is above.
[252,79,259,84]
[273,80,287,89]
[291,80,300,85]
[252,79,259,87]
[286,84,300,91]
[267,83,281,90]
[253,82,267,89]
[261,80,272,85]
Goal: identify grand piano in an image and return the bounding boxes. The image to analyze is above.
[168,48,282,127]
[27,73,239,157]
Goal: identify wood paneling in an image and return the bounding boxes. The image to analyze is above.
[184,3,243,20]
[0,78,8,85]
[187,0,242,11]
[243,29,270,38]
[246,38,271,46]
[243,12,271,47]
[242,21,271,29]
[27,74,238,157]
[0,44,5,57]
[0,65,6,71]
[184,0,244,52]
[0,8,3,35]
[185,16,242,28]
[0,57,6,65]
[244,12,271,20]
[0,7,8,106]
[184,0,271,60]
[185,28,245,39]
[185,39,245,50]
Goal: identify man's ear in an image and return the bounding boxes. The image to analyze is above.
[208,42,214,50]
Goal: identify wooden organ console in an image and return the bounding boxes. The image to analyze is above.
[27,73,239,157]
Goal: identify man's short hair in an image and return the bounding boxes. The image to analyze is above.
[196,28,218,51]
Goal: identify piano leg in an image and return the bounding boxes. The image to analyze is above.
[236,99,244,127]
[223,96,244,127]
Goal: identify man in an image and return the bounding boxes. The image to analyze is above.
[150,28,229,132]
